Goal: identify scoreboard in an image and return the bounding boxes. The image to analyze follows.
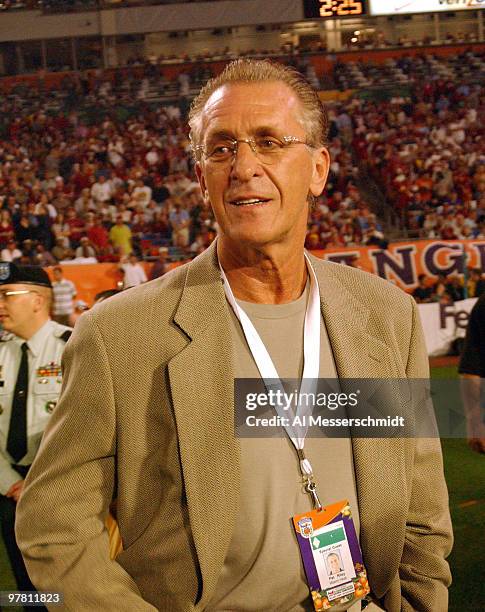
[303,0,367,19]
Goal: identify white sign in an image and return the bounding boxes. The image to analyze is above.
[418,298,477,357]
[369,0,485,16]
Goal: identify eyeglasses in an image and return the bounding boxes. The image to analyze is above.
[0,290,39,302]
[194,135,311,165]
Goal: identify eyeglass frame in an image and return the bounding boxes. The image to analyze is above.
[193,135,313,164]
[0,289,40,302]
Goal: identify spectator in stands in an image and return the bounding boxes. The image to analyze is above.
[169,200,190,248]
[151,175,170,205]
[51,238,73,263]
[52,266,77,326]
[109,216,132,256]
[20,240,37,265]
[51,213,71,248]
[91,175,113,205]
[15,215,37,244]
[0,210,15,248]
[87,215,109,254]
[34,244,56,267]
[74,236,96,259]
[131,179,152,208]
[1,240,22,263]
[74,188,95,215]
[65,208,85,249]
[75,237,97,260]
[120,253,147,288]
[445,275,465,302]
[467,268,485,298]
[150,247,169,280]
[412,274,433,303]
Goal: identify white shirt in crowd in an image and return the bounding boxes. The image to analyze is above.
[132,185,152,207]
[91,180,113,203]
[52,279,77,316]
[121,262,148,288]
[1,248,22,262]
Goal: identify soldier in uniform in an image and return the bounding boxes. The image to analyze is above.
[0,263,71,593]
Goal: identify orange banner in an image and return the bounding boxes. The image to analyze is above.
[312,240,485,290]
[48,240,485,305]
[46,261,183,306]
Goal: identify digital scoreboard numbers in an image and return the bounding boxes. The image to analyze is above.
[303,0,367,19]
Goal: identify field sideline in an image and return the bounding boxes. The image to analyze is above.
[1,363,483,610]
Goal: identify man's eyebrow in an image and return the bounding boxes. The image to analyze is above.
[204,130,235,142]
[204,125,283,142]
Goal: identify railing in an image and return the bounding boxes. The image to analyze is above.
[0,0,235,12]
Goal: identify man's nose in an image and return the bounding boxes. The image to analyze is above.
[230,141,263,182]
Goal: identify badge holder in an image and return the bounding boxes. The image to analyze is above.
[293,499,370,611]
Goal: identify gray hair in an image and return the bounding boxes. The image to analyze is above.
[188,59,329,157]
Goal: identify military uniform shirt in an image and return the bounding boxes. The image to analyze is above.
[0,319,71,494]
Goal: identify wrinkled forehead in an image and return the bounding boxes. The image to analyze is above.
[200,82,306,141]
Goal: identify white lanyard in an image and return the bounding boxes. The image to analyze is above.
[221,253,323,508]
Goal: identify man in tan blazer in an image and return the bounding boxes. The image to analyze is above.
[16,60,452,611]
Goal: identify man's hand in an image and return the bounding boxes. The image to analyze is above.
[468,437,485,454]
[6,479,24,502]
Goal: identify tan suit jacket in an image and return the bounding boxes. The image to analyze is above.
[16,242,452,611]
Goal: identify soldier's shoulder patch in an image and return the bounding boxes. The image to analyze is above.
[60,330,72,343]
[53,323,73,343]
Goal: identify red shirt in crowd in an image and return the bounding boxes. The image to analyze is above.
[87,224,109,250]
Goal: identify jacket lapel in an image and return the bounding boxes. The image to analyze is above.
[168,242,240,608]
[310,255,408,598]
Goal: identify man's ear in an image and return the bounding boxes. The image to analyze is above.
[309,147,330,197]
[32,290,46,314]
[195,162,210,204]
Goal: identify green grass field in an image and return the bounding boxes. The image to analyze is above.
[1,366,483,610]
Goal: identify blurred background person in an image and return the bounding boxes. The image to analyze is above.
[120,253,147,288]
[150,247,169,280]
[51,266,77,326]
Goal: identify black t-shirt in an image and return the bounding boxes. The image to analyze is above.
[458,293,485,377]
[413,286,432,301]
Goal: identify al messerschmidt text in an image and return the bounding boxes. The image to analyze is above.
[245,415,406,427]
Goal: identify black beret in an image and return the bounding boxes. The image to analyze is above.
[0,262,52,288]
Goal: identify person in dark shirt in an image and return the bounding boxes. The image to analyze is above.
[458,293,485,453]
[151,176,170,205]
[445,275,464,302]
[150,247,169,280]
[468,268,485,298]
[412,274,432,303]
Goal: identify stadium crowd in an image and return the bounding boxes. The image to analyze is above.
[349,68,485,239]
[0,50,483,267]
[412,269,485,304]
[0,63,383,266]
